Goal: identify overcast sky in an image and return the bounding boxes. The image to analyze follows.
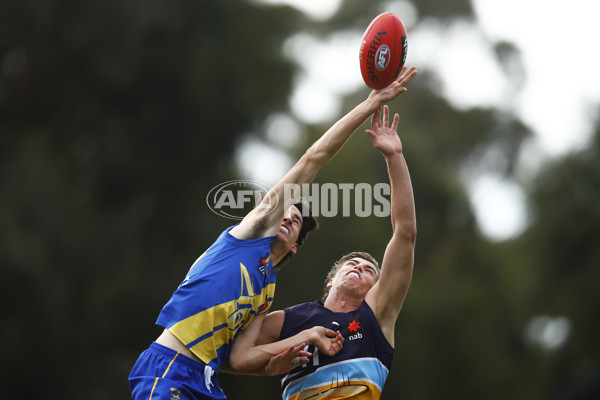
[242,0,600,240]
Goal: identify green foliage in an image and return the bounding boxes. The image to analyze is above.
[1,0,599,399]
[1,0,297,398]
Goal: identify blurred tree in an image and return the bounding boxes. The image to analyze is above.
[515,115,600,399]
[0,0,300,398]
[2,0,598,399]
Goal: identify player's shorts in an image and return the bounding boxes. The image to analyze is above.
[129,342,226,400]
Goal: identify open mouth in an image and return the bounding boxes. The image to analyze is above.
[347,271,360,279]
[280,226,290,235]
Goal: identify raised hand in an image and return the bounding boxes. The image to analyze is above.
[365,105,403,157]
[368,66,418,104]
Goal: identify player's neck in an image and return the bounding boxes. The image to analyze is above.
[269,242,288,268]
[270,251,285,268]
[323,291,363,313]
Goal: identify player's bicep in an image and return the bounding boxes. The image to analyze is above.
[230,156,318,240]
[256,310,285,345]
[229,209,269,240]
[230,314,266,353]
[367,234,415,320]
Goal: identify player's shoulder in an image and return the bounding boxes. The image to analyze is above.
[229,208,273,240]
[285,300,321,312]
[284,301,325,322]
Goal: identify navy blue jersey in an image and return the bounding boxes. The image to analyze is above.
[279,301,394,399]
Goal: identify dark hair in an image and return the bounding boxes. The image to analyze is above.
[321,251,380,302]
[293,201,318,245]
[274,201,318,270]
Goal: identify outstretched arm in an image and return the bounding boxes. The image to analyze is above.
[230,66,418,240]
[364,105,417,347]
[222,312,343,375]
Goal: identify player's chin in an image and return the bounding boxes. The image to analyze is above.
[273,232,290,246]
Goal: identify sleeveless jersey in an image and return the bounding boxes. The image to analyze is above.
[156,226,277,371]
[279,301,394,400]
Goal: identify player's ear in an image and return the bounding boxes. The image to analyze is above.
[290,242,299,254]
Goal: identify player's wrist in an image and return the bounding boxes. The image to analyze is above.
[362,96,381,115]
[301,331,313,346]
[384,150,404,162]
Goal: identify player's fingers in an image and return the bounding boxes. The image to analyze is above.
[383,105,390,127]
[292,343,306,353]
[392,113,400,132]
[327,344,342,356]
[324,328,338,337]
[396,67,411,86]
[296,357,310,366]
[275,347,293,360]
[284,343,305,358]
[393,66,408,84]
[371,107,382,130]
[400,67,417,86]
[289,346,309,358]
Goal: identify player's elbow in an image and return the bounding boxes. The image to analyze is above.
[303,146,328,169]
[394,223,417,247]
[226,355,252,373]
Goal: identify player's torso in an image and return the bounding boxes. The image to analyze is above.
[280,302,394,400]
[157,228,277,368]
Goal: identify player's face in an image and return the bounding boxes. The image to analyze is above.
[333,257,379,296]
[276,205,303,253]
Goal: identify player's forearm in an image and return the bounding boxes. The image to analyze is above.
[221,359,268,376]
[271,101,374,206]
[226,329,312,373]
[385,153,417,240]
[255,98,382,231]
[306,98,380,168]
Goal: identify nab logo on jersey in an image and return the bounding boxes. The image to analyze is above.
[348,320,363,341]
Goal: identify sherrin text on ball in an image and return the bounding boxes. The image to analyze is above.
[359,12,408,90]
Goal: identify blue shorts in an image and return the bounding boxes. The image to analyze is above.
[129,342,227,400]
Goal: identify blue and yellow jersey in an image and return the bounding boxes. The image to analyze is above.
[279,301,394,400]
[156,226,277,371]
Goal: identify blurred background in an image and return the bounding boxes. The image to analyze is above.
[1,0,599,398]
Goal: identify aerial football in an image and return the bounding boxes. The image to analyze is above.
[359,12,408,90]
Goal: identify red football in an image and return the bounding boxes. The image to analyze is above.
[359,12,408,90]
